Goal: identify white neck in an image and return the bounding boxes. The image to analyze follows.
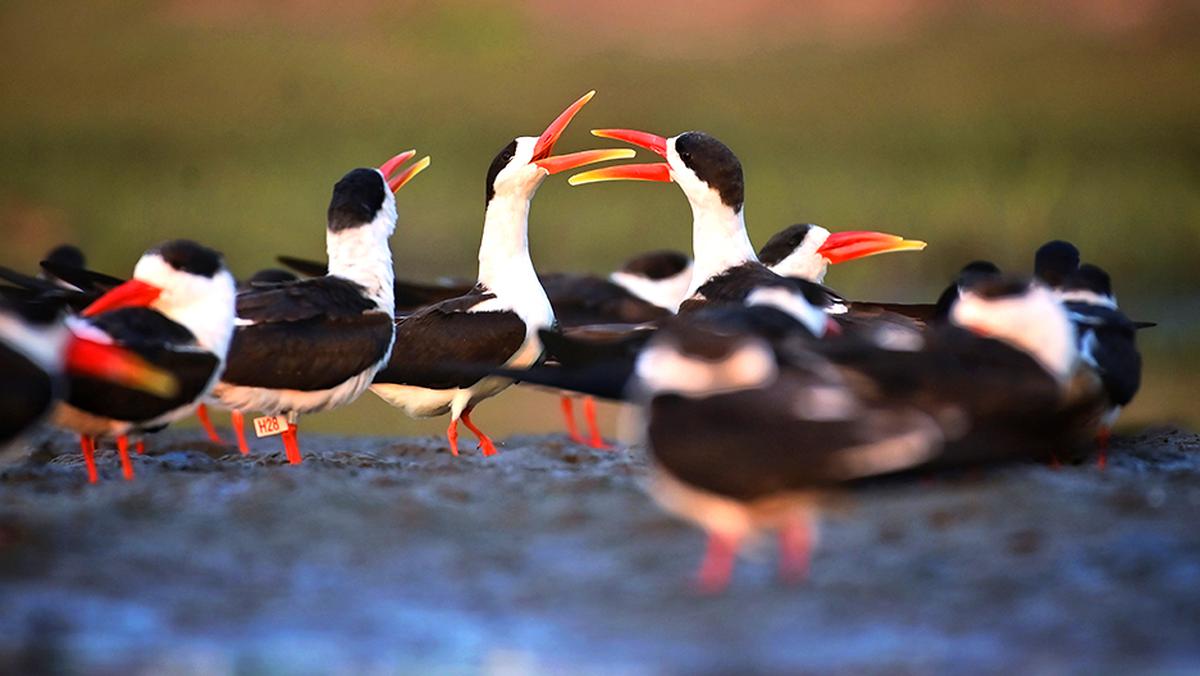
[476,191,554,328]
[168,271,237,363]
[685,199,757,298]
[326,208,396,315]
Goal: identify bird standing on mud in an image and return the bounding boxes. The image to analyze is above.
[50,239,236,482]
[209,151,430,464]
[369,91,636,457]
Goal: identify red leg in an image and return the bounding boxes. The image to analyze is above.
[446,418,460,457]
[582,397,612,450]
[195,404,223,443]
[560,396,584,444]
[1096,426,1111,470]
[135,439,145,455]
[116,435,134,481]
[693,531,741,594]
[461,409,497,457]
[1049,454,1061,469]
[231,410,250,455]
[281,422,302,465]
[80,436,98,484]
[779,517,813,584]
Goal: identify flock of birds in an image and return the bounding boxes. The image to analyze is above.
[0,91,1149,591]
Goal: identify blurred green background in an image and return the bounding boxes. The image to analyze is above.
[2,1,1196,439]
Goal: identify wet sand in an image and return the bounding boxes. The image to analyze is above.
[1,426,1198,673]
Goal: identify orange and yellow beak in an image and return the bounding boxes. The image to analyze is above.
[568,162,672,185]
[568,128,674,185]
[81,279,163,317]
[378,150,431,193]
[525,91,637,175]
[65,335,179,398]
[817,231,928,265]
[592,128,669,157]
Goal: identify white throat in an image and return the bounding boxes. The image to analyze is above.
[684,199,757,298]
[169,272,237,362]
[476,186,554,330]
[326,200,397,315]
[133,255,238,362]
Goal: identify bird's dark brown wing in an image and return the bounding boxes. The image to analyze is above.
[541,273,672,326]
[373,292,529,390]
[648,370,941,502]
[235,276,375,323]
[222,277,393,390]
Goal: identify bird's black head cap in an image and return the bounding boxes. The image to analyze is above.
[1034,240,1081,288]
[1062,263,1113,297]
[44,244,85,270]
[674,132,744,211]
[757,224,817,267]
[328,168,388,233]
[485,140,519,205]
[963,274,1033,299]
[149,239,223,278]
[957,260,1002,286]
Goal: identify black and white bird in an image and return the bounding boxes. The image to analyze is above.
[52,239,237,482]
[0,245,111,314]
[568,129,926,317]
[1033,240,1147,465]
[370,90,636,457]
[0,293,176,456]
[209,150,430,464]
[1046,263,1143,466]
[560,275,1103,592]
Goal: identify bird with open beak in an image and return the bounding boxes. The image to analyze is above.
[370,91,636,457]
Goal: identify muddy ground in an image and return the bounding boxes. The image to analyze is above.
[0,426,1198,674]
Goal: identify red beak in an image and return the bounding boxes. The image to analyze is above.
[65,335,179,397]
[81,279,163,317]
[567,128,674,185]
[816,231,927,265]
[524,91,636,175]
[534,148,636,175]
[531,91,595,161]
[591,128,669,157]
[378,150,431,193]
